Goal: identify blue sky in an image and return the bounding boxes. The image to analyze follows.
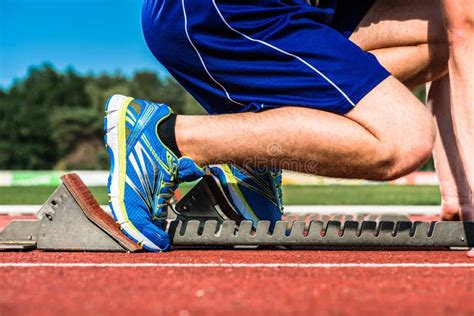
[0,0,167,88]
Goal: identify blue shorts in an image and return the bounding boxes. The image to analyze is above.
[142,0,390,115]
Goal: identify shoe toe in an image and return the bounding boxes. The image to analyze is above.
[139,222,171,252]
[125,214,171,252]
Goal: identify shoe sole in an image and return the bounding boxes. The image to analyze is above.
[104,95,162,252]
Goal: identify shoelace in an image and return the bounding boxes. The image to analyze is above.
[306,0,319,6]
[270,170,284,212]
[157,182,175,207]
[153,172,178,221]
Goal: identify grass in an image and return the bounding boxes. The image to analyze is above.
[282,185,440,205]
[0,184,441,206]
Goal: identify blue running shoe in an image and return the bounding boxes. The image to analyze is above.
[209,164,284,228]
[104,95,205,252]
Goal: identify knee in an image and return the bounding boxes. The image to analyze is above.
[374,139,434,181]
[444,3,474,46]
[447,27,474,48]
[372,118,435,181]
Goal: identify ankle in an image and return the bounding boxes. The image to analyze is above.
[157,113,181,158]
[175,116,207,166]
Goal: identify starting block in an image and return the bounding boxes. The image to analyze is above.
[0,174,141,252]
[1,173,473,251]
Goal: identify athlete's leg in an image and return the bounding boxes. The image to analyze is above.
[427,76,473,221]
[143,0,435,181]
[176,76,435,181]
[441,0,474,221]
[346,0,473,220]
[349,0,449,87]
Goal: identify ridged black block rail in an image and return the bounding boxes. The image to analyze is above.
[168,219,474,248]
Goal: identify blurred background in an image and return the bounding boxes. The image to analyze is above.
[0,0,206,172]
[0,0,440,211]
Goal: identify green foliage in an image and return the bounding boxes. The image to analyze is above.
[0,94,57,169]
[413,85,427,102]
[0,184,441,206]
[128,72,206,115]
[51,107,102,157]
[0,63,205,170]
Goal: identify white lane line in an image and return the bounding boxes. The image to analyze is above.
[285,205,439,215]
[0,263,473,269]
[0,205,440,216]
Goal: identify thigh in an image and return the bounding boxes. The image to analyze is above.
[346,76,430,138]
[349,0,446,51]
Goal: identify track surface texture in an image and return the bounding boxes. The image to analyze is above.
[1,216,474,316]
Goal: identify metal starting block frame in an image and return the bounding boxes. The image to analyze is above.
[0,174,141,252]
[1,174,473,252]
[171,176,474,249]
[170,219,474,249]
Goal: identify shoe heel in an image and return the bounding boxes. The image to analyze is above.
[104,94,131,228]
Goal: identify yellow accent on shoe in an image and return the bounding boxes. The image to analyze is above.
[117,97,144,236]
[221,164,259,222]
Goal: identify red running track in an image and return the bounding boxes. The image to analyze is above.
[0,250,473,316]
[1,215,474,315]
